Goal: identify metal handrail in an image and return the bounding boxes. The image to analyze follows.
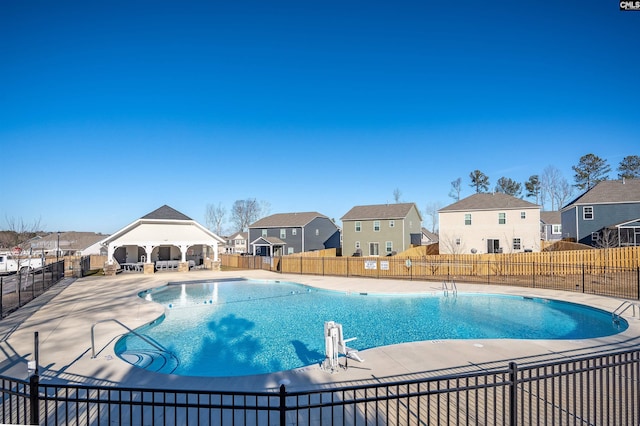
[613,301,639,320]
[442,280,457,295]
[90,318,167,359]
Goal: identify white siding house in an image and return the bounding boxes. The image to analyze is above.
[439,193,541,254]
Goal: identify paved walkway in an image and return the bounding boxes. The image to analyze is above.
[0,270,638,392]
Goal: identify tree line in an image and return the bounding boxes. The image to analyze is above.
[204,199,271,237]
[452,154,639,210]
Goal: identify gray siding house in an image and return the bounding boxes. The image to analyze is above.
[540,211,562,243]
[248,212,341,256]
[341,203,422,256]
[560,179,640,247]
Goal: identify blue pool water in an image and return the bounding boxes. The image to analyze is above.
[115,279,627,377]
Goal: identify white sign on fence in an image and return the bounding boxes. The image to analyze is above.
[364,260,377,270]
[380,261,389,270]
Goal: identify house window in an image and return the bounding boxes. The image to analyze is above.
[552,225,562,235]
[280,229,286,239]
[287,247,294,255]
[583,206,594,220]
[513,238,521,250]
[373,221,380,232]
[315,229,319,236]
[498,213,506,225]
[389,220,395,228]
[292,229,297,236]
[464,214,472,225]
[521,212,526,219]
[261,229,267,237]
[386,241,393,254]
[355,221,361,232]
[369,242,379,256]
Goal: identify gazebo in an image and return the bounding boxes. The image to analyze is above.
[101,205,225,274]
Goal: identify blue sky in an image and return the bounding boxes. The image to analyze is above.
[1,1,638,234]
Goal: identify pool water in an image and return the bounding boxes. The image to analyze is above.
[115,279,627,377]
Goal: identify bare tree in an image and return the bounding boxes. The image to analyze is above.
[230,199,270,232]
[423,202,441,234]
[593,228,619,249]
[540,166,563,210]
[439,235,465,254]
[3,216,42,248]
[554,179,574,210]
[205,203,226,236]
[393,188,402,203]
[448,178,462,201]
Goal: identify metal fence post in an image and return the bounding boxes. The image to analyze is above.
[637,267,640,300]
[0,277,3,318]
[29,331,40,425]
[279,384,287,425]
[509,361,518,426]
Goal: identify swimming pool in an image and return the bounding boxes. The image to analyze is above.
[115,279,627,377]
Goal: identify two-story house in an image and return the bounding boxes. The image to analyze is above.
[540,211,563,244]
[340,203,422,256]
[438,193,541,254]
[561,178,640,247]
[248,212,341,256]
[224,232,248,254]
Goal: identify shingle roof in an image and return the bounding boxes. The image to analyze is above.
[250,212,328,228]
[563,179,640,208]
[540,211,561,224]
[439,193,539,212]
[141,205,192,221]
[341,203,420,221]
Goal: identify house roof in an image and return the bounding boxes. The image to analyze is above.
[250,212,329,228]
[251,236,286,245]
[562,179,640,209]
[439,193,539,212]
[341,203,422,221]
[540,211,561,224]
[141,205,192,221]
[23,232,107,252]
[421,227,439,242]
[102,205,225,245]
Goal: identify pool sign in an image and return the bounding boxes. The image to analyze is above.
[364,260,377,270]
[380,261,389,271]
[620,1,640,10]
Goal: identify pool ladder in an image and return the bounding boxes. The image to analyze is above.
[442,280,457,296]
[612,301,640,324]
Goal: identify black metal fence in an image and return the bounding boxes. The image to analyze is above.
[225,255,640,301]
[0,260,64,319]
[1,348,638,425]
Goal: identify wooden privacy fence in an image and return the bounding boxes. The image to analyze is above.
[221,246,640,299]
[222,246,640,276]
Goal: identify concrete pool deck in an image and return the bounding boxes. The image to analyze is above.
[0,269,639,392]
